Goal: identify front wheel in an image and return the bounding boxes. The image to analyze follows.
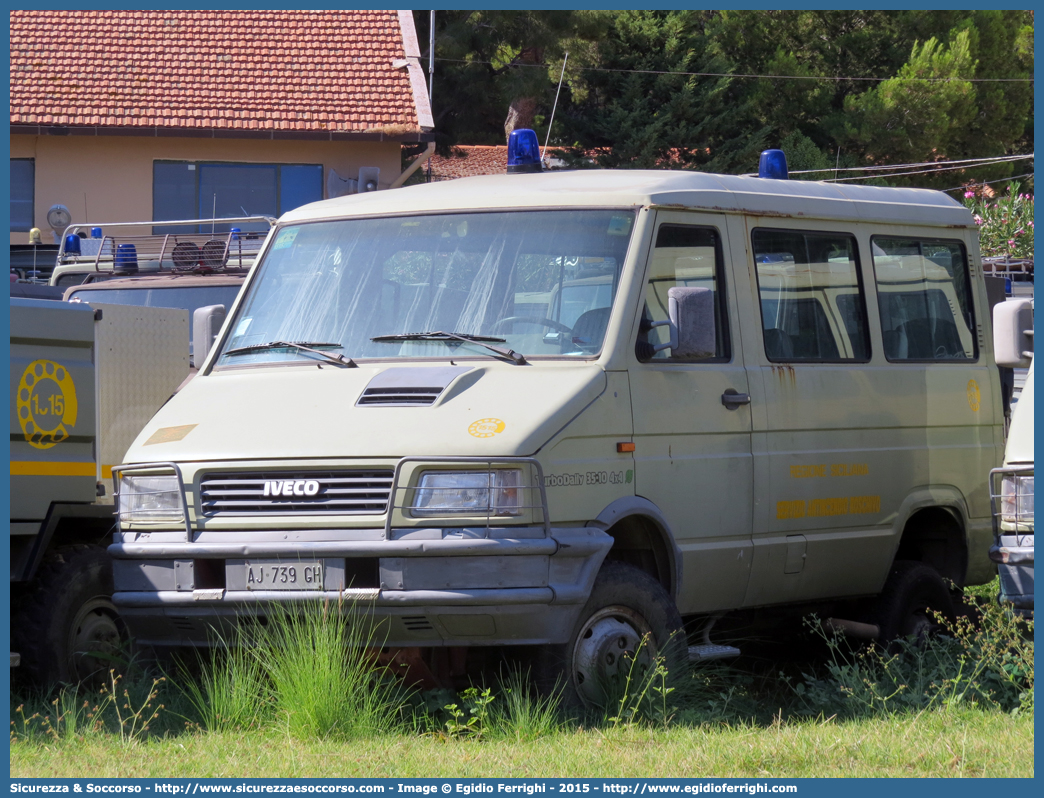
[13,545,128,688]
[540,561,685,709]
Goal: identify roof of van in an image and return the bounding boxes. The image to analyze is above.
[281,169,973,229]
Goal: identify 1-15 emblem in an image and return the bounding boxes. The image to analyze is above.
[17,359,78,449]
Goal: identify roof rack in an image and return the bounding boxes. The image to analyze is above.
[55,216,276,275]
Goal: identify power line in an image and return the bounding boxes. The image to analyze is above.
[434,57,1032,84]
[789,154,1034,175]
[740,154,1033,180]
[941,172,1035,193]
[824,159,1033,183]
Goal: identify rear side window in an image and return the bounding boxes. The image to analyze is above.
[637,224,730,361]
[871,237,976,361]
[752,229,870,362]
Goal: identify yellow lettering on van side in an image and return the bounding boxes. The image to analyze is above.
[830,463,869,477]
[790,465,826,478]
[849,495,881,514]
[776,500,807,519]
[809,497,850,517]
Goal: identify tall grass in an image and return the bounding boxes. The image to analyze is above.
[257,602,407,739]
[177,643,269,733]
[11,578,1034,751]
[488,667,564,741]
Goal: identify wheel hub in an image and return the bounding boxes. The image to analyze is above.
[571,607,656,707]
[68,598,122,684]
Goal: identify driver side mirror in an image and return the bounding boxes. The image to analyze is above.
[649,286,715,358]
[993,298,1033,368]
[192,304,227,368]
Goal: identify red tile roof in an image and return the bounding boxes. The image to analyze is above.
[10,10,431,137]
[429,146,508,180]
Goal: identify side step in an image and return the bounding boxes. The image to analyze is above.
[688,643,740,662]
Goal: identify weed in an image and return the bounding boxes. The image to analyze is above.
[441,686,495,739]
[603,633,679,729]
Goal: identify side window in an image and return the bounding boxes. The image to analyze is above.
[752,229,870,362]
[871,237,976,361]
[636,224,729,361]
[10,158,34,233]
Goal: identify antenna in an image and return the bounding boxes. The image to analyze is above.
[541,52,568,165]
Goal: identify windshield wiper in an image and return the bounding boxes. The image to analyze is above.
[224,340,357,367]
[371,331,527,365]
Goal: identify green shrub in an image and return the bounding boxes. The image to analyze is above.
[963,182,1034,259]
[791,601,1033,717]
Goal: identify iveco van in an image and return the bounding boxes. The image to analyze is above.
[990,298,1033,613]
[110,146,1002,704]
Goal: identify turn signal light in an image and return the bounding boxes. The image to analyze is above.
[617,442,635,453]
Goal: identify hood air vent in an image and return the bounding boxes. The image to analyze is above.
[356,366,472,407]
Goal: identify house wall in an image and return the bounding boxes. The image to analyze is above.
[10,134,403,244]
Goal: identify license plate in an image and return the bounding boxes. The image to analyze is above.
[244,561,324,590]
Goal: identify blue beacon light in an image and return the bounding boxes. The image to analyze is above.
[507,128,542,174]
[758,149,789,180]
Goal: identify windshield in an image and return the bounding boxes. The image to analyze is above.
[68,284,242,343]
[215,210,634,367]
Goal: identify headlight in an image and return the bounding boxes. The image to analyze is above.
[412,470,522,517]
[118,474,185,523]
[1001,474,1034,528]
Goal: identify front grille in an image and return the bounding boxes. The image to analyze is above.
[200,470,393,516]
[357,386,442,406]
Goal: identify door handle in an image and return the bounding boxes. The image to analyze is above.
[721,390,751,409]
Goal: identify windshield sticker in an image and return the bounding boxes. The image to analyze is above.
[272,228,299,250]
[234,318,252,337]
[608,215,633,236]
[468,418,505,438]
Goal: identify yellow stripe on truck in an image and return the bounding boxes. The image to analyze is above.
[10,461,96,477]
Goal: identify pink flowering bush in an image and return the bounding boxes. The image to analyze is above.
[963,182,1034,259]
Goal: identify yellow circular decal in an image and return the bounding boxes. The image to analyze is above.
[468,418,506,438]
[17,359,78,449]
[966,379,981,412]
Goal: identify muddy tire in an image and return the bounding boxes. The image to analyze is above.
[12,545,128,688]
[538,561,686,710]
[873,560,954,648]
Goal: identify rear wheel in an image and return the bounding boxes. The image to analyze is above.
[873,560,955,648]
[13,545,128,688]
[539,561,685,709]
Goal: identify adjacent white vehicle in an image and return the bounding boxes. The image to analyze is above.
[110,143,1003,703]
[990,298,1033,612]
[49,216,273,289]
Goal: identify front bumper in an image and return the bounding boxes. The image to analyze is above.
[989,466,1034,613]
[110,527,611,647]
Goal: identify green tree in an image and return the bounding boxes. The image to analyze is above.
[842,33,978,166]
[559,10,769,172]
[414,11,606,151]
